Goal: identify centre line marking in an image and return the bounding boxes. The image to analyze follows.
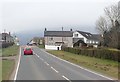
[35,54,44,61]
[35,53,39,57]
[37,55,39,58]
[40,58,44,61]
[51,67,59,73]
[44,62,49,66]
[62,75,70,81]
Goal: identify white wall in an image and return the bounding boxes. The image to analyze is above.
[93,45,98,48]
[73,31,87,43]
[45,45,61,50]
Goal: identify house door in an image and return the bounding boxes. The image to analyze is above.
[57,47,59,50]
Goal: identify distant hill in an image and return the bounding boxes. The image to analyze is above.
[15,30,43,45]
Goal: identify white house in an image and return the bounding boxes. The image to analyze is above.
[73,31,100,48]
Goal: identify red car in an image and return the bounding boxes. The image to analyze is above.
[24,47,33,55]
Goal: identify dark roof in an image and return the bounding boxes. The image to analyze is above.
[44,31,73,37]
[77,31,98,40]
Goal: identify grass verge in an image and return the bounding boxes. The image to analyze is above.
[47,50,119,79]
[0,60,2,81]
[38,45,45,49]
[0,49,2,56]
[2,59,15,80]
[2,45,19,57]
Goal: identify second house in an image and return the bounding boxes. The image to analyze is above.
[44,29,73,50]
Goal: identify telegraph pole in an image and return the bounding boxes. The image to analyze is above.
[62,27,63,45]
[4,29,6,42]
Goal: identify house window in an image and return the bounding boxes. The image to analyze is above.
[96,41,98,44]
[49,37,53,41]
[90,40,91,43]
[74,34,78,37]
[86,34,89,36]
[87,40,90,43]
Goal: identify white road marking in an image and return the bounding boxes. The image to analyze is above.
[35,54,44,61]
[33,51,35,55]
[14,47,21,80]
[40,58,44,61]
[62,75,70,81]
[34,53,39,57]
[42,50,113,80]
[44,62,49,66]
[51,67,59,73]
[36,54,39,58]
[35,51,44,61]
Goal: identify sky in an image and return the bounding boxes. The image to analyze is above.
[0,0,119,44]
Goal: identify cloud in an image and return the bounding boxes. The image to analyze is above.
[1,0,119,33]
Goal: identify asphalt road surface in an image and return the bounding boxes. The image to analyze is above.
[16,46,115,81]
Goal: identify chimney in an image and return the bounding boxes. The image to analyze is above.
[62,27,63,31]
[45,28,47,31]
[9,32,11,35]
[70,29,72,31]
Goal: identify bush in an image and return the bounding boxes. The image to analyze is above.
[61,47,120,62]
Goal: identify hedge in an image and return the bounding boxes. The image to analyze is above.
[0,42,14,48]
[61,47,120,62]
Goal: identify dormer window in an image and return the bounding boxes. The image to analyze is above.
[89,34,92,36]
[74,34,78,37]
[86,34,88,36]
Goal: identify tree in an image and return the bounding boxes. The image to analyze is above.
[96,2,120,49]
[104,4,119,28]
[96,16,109,46]
[96,16,109,34]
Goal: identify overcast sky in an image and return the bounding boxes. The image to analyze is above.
[0,0,119,34]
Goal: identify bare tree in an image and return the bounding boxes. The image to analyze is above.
[104,4,120,28]
[96,16,109,34]
[96,2,120,48]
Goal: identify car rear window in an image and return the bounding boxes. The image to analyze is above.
[26,48,31,50]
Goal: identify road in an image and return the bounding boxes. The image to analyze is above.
[16,46,115,81]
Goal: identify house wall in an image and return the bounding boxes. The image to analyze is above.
[45,36,73,50]
[45,45,61,50]
[6,36,14,43]
[73,31,87,43]
[1,34,14,43]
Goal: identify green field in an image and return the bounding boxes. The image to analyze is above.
[2,45,19,80]
[0,60,2,82]
[47,50,119,79]
[0,49,1,56]
[2,45,19,57]
[2,60,15,80]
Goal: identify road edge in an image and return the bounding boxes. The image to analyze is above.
[13,47,21,80]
